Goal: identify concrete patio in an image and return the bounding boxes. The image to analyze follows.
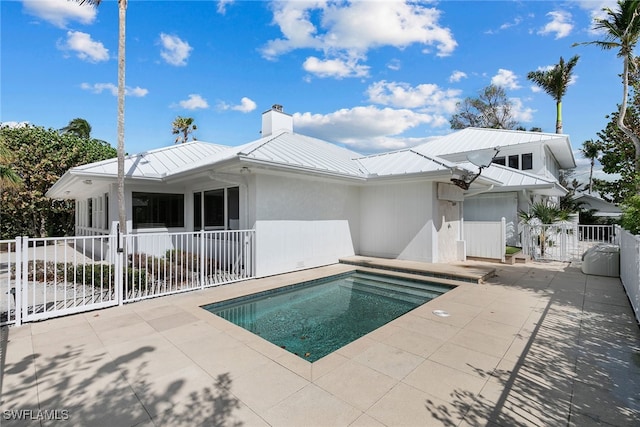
[1,260,639,426]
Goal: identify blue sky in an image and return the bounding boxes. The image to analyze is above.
[0,0,629,182]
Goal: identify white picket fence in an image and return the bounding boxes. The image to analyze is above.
[615,226,640,324]
[0,229,255,326]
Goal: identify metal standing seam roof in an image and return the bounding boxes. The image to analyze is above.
[239,131,367,177]
[414,127,576,168]
[47,127,571,200]
[71,140,232,179]
[464,161,564,189]
[353,148,457,176]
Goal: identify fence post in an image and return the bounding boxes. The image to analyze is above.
[21,236,29,322]
[500,218,506,262]
[115,227,124,306]
[14,237,22,326]
[200,230,205,289]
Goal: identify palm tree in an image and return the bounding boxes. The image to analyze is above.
[78,0,127,235]
[0,139,21,189]
[60,118,92,139]
[574,0,640,189]
[519,201,569,257]
[527,55,580,134]
[581,139,601,194]
[172,116,197,144]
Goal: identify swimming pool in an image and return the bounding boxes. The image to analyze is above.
[202,270,454,362]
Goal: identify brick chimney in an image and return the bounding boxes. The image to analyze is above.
[261,104,293,137]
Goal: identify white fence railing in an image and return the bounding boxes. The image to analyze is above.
[616,226,640,324]
[464,218,506,262]
[521,222,577,261]
[123,230,254,302]
[0,229,256,326]
[522,223,616,262]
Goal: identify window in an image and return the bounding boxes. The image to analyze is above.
[493,156,506,166]
[104,193,109,229]
[132,192,184,228]
[87,199,93,228]
[508,155,519,169]
[521,153,533,170]
[194,186,240,230]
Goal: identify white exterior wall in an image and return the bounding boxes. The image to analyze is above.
[359,181,438,263]
[251,173,359,277]
[464,192,519,246]
[437,198,463,262]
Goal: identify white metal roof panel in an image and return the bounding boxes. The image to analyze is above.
[74,141,231,179]
[415,127,575,169]
[240,131,366,177]
[461,162,557,187]
[354,149,455,176]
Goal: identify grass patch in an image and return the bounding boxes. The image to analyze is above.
[505,246,521,256]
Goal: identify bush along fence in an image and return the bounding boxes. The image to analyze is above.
[0,229,255,326]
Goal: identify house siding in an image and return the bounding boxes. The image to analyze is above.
[464,192,519,246]
[251,173,360,276]
[359,181,437,263]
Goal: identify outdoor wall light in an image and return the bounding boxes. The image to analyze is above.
[82,179,92,185]
[450,146,500,190]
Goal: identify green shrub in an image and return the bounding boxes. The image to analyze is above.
[621,195,640,235]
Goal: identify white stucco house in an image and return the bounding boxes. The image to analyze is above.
[47,105,575,276]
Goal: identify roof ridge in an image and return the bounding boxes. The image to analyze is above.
[238,129,288,156]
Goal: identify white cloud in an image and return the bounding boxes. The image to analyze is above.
[538,10,573,39]
[178,94,209,110]
[303,56,369,79]
[159,33,192,66]
[58,31,109,63]
[530,85,542,93]
[293,106,445,152]
[260,1,456,79]
[218,97,257,113]
[217,0,234,15]
[449,70,467,83]
[500,17,523,31]
[387,59,401,71]
[23,0,97,28]
[575,1,612,35]
[366,80,461,114]
[509,98,535,123]
[491,69,521,90]
[80,82,148,97]
[0,121,29,128]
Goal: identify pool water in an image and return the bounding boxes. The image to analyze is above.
[202,271,453,362]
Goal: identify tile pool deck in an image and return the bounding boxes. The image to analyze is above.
[1,260,639,426]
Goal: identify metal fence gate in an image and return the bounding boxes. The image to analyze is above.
[1,229,255,326]
[521,223,616,262]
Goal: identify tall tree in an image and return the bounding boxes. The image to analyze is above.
[574,0,640,191]
[581,139,601,193]
[78,0,127,236]
[450,84,519,130]
[526,55,580,134]
[172,116,198,144]
[0,125,116,238]
[60,118,92,139]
